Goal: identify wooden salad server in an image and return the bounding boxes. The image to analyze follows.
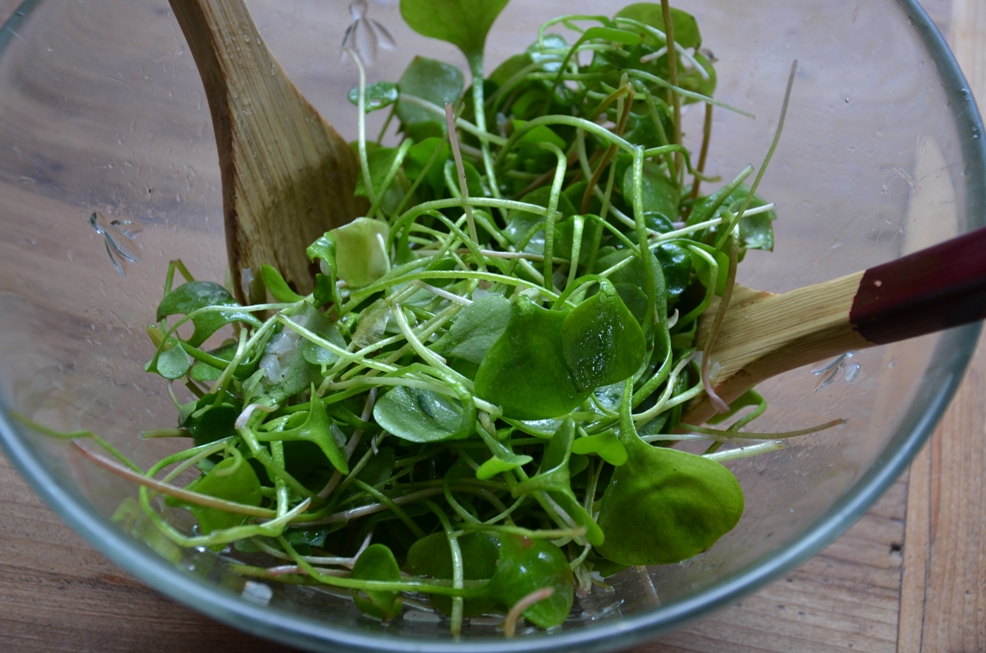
[682,226,986,426]
[168,0,364,305]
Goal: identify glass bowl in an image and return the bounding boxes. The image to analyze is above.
[0,0,981,651]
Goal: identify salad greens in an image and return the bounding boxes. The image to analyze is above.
[37,0,833,637]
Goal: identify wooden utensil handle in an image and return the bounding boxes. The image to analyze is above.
[851,226,986,344]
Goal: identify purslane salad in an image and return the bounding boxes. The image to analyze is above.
[34,0,831,636]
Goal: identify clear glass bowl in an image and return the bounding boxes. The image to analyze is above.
[0,0,981,651]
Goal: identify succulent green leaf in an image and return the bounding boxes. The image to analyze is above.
[581,25,643,46]
[373,385,473,443]
[396,57,464,140]
[730,190,777,252]
[347,81,400,113]
[331,218,391,289]
[488,52,532,88]
[351,544,403,621]
[354,147,400,199]
[154,342,191,380]
[189,340,238,382]
[504,186,577,255]
[185,455,262,536]
[156,281,262,347]
[509,420,604,546]
[615,3,702,49]
[474,296,588,419]
[561,280,646,391]
[511,118,567,151]
[654,242,692,306]
[596,441,744,565]
[487,533,574,628]
[406,532,499,617]
[181,394,240,447]
[265,392,349,474]
[404,137,451,192]
[475,453,534,480]
[622,161,680,227]
[439,293,512,363]
[400,0,510,62]
[570,430,628,466]
[260,264,304,303]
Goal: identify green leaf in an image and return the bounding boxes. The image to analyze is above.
[654,242,692,307]
[615,3,702,49]
[571,430,628,466]
[511,118,567,151]
[730,189,777,252]
[622,160,680,226]
[404,137,452,192]
[261,392,349,474]
[487,533,574,628]
[260,264,304,303]
[503,417,564,439]
[488,52,532,88]
[185,455,262,536]
[400,0,510,61]
[154,343,191,380]
[181,394,240,447]
[474,296,588,419]
[331,218,391,289]
[439,293,512,363]
[582,25,643,46]
[509,420,604,546]
[351,544,403,621]
[354,148,400,199]
[306,234,337,272]
[691,244,730,295]
[396,57,464,140]
[678,50,717,102]
[373,385,473,443]
[260,330,321,404]
[354,446,396,487]
[156,281,262,347]
[504,186,576,255]
[406,532,499,617]
[553,215,602,264]
[189,340,239,382]
[596,441,744,565]
[347,81,400,113]
[475,452,533,481]
[307,234,338,307]
[444,158,487,198]
[561,280,646,391]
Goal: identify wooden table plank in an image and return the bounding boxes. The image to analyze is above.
[895,0,986,650]
[898,333,986,649]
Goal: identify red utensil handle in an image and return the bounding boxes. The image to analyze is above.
[851,226,986,344]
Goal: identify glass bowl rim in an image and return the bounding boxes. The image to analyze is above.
[0,0,983,651]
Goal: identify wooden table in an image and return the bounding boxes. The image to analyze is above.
[1,1,983,651]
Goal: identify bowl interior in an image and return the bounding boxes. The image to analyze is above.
[0,0,982,651]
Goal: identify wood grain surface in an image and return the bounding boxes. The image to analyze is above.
[0,1,983,652]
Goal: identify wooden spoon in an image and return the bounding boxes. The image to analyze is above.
[682,226,986,425]
[168,0,365,305]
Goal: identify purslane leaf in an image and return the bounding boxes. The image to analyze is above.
[351,544,403,621]
[156,281,262,347]
[474,296,588,419]
[373,385,472,443]
[400,0,510,62]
